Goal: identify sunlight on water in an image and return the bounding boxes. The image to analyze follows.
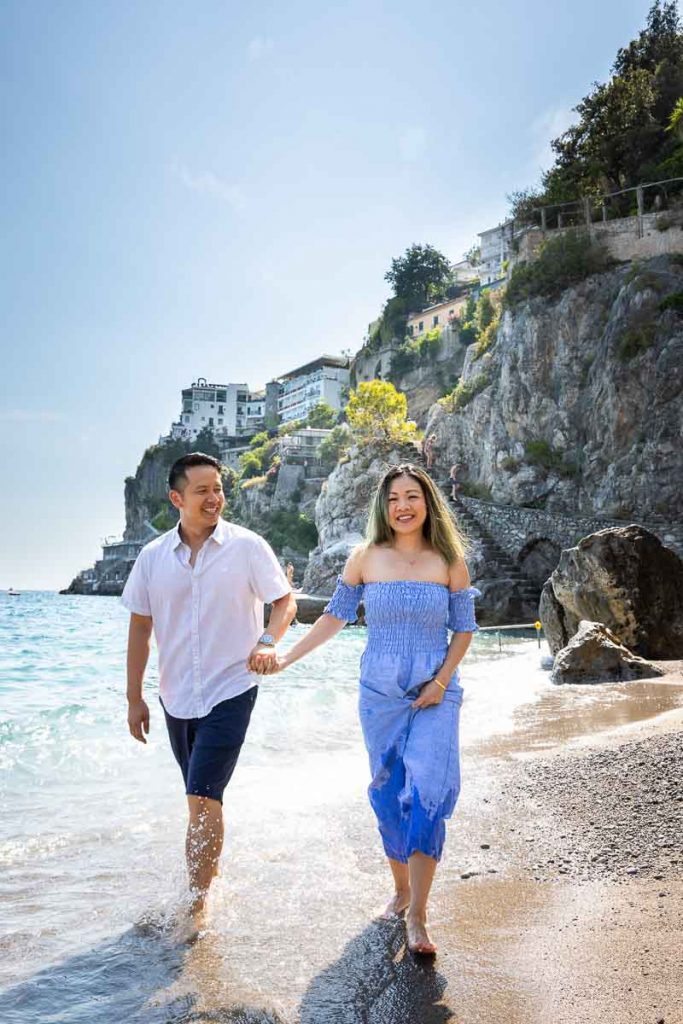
[0,592,553,1022]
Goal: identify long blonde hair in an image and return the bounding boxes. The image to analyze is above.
[365,463,468,565]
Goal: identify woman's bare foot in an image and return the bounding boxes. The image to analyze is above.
[406,912,437,955]
[379,888,411,919]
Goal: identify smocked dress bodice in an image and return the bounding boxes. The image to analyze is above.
[325,579,480,695]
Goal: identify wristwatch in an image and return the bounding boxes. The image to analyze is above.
[258,633,276,647]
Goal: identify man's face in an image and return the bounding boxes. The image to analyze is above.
[170,466,225,529]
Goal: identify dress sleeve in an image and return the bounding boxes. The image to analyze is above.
[324,576,364,623]
[447,586,481,633]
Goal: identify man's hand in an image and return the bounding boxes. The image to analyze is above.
[128,699,150,743]
[247,644,278,674]
[412,680,446,709]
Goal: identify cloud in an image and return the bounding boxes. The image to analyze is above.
[398,127,427,164]
[529,105,576,173]
[171,162,246,212]
[247,36,274,62]
[0,409,65,423]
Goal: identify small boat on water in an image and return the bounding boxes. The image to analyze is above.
[7,588,20,596]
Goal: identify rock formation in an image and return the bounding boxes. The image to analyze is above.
[551,620,664,685]
[426,256,683,522]
[540,525,683,658]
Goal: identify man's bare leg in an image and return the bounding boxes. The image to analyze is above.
[380,857,411,919]
[186,795,224,919]
[406,851,438,953]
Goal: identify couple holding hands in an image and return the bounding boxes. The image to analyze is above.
[124,451,478,955]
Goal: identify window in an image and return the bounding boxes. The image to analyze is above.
[407,325,413,336]
[209,417,214,427]
[217,390,227,402]
[433,315,439,327]
[184,415,190,423]
[418,321,424,332]
[218,418,223,425]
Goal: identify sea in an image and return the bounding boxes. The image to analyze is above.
[0,591,556,1023]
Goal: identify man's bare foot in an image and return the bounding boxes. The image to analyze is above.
[379,889,411,920]
[406,912,437,955]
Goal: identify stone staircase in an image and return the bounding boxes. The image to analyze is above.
[448,494,542,618]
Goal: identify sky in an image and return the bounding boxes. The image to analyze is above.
[0,0,654,590]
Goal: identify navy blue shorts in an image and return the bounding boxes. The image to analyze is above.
[161,687,258,804]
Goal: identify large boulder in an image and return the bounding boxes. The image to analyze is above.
[551,620,664,685]
[540,525,683,658]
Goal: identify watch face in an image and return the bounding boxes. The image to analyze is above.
[259,633,275,645]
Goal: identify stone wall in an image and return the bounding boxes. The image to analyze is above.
[459,496,683,582]
[516,211,683,267]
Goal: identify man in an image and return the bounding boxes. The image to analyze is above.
[122,452,296,924]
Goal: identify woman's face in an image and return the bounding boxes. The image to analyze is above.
[386,474,428,537]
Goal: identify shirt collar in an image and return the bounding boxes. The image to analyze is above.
[172,517,230,549]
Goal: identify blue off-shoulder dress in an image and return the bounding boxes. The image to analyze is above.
[325,578,480,862]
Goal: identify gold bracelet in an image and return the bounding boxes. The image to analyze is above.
[433,678,447,692]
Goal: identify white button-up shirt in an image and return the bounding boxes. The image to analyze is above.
[121,518,290,719]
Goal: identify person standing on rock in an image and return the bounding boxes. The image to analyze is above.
[449,463,460,502]
[122,452,296,929]
[259,463,479,955]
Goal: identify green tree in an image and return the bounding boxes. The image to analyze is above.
[346,381,418,445]
[305,402,337,428]
[384,244,452,309]
[318,424,351,464]
[193,426,222,460]
[249,431,270,448]
[509,2,683,216]
[239,450,264,479]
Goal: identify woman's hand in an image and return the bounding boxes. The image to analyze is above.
[412,679,447,709]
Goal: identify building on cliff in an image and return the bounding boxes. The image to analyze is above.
[167,378,268,442]
[406,295,469,337]
[274,355,350,423]
[477,221,515,286]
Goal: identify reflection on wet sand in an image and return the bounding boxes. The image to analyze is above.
[470,678,683,756]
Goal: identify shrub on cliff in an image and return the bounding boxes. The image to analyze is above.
[346,380,418,445]
[438,370,492,411]
[318,424,351,464]
[505,231,610,305]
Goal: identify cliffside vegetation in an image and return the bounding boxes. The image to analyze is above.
[346,380,418,446]
[510,1,683,221]
[365,243,476,352]
[506,231,612,305]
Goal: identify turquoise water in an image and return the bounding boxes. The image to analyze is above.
[0,592,547,1023]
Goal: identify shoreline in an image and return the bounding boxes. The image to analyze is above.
[425,661,683,1024]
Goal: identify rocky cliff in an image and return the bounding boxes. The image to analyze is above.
[426,255,683,521]
[302,442,420,595]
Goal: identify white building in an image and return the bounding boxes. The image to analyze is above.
[169,378,266,441]
[276,356,350,424]
[279,426,333,462]
[478,221,515,286]
[451,259,480,284]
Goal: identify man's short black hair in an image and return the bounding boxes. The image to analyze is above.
[169,452,223,492]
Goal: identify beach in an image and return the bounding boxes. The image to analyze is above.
[1,594,681,1023]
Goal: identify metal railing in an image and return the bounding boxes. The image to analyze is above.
[522,176,683,232]
[478,621,544,651]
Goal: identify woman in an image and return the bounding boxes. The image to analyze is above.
[268,464,479,955]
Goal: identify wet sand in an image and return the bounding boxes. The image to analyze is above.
[426,660,683,1024]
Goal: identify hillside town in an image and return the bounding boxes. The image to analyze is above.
[65,180,683,605]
